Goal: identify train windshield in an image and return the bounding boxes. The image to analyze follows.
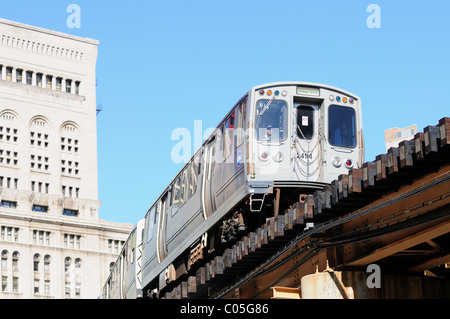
[329,105,356,148]
[256,99,288,141]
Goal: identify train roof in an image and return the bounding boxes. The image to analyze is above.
[251,81,361,100]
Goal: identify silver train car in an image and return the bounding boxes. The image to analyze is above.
[140,81,364,297]
[105,81,364,298]
[101,219,145,299]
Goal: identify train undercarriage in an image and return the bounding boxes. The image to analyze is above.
[143,186,318,299]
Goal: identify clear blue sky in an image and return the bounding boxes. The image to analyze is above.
[2,1,449,225]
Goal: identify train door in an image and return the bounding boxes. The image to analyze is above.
[202,135,216,219]
[294,102,321,181]
[156,193,169,263]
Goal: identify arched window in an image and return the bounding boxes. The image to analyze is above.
[74,258,81,276]
[60,122,81,197]
[44,255,51,273]
[64,257,72,275]
[1,250,8,269]
[12,251,19,270]
[0,111,20,174]
[30,117,51,175]
[33,254,40,272]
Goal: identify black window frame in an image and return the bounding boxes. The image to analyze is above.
[328,105,357,148]
[296,105,315,140]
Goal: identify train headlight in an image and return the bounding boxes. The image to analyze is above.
[273,152,284,163]
[345,159,354,169]
[332,156,342,168]
[259,151,269,162]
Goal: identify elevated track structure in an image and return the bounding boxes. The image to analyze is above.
[161,117,450,299]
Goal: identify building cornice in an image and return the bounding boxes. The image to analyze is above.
[0,18,99,46]
[0,211,133,234]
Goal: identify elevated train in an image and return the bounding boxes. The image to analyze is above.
[101,81,364,298]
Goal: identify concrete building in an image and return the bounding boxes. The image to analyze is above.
[384,124,418,151]
[0,19,133,299]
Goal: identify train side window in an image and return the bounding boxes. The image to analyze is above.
[223,113,235,160]
[180,167,188,205]
[329,105,356,148]
[194,152,201,175]
[188,160,197,198]
[236,101,246,146]
[297,106,314,139]
[172,176,181,215]
[146,206,155,243]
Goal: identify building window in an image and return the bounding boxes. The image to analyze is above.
[44,280,50,296]
[1,250,8,269]
[16,69,23,83]
[1,226,19,242]
[6,67,12,81]
[12,252,19,270]
[0,122,19,144]
[44,255,51,273]
[0,200,17,209]
[65,79,72,93]
[75,81,80,95]
[61,160,80,176]
[56,77,62,91]
[65,282,71,298]
[36,73,43,87]
[62,209,78,217]
[75,283,81,298]
[31,181,49,194]
[33,254,40,272]
[1,276,7,292]
[32,205,48,213]
[64,234,81,249]
[30,131,49,149]
[45,75,52,89]
[34,279,40,295]
[0,150,19,167]
[64,257,71,275]
[13,277,19,293]
[26,71,33,85]
[61,137,80,154]
[33,230,50,246]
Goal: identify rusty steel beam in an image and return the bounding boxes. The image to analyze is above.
[345,220,450,267]
[218,166,450,299]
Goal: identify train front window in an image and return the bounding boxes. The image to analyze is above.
[329,105,356,148]
[256,99,287,141]
[296,106,314,139]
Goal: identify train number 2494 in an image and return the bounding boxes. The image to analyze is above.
[299,152,313,159]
